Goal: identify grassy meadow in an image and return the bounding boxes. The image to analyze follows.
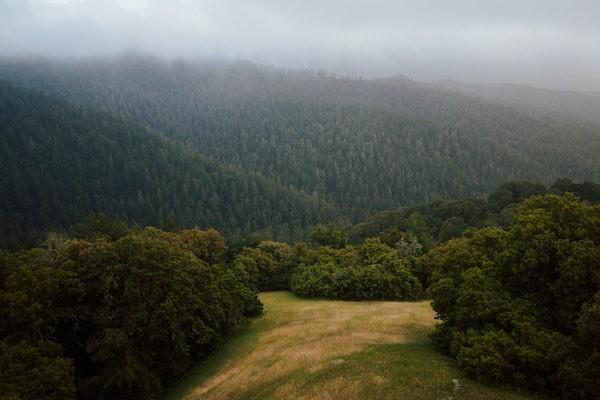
[166,292,545,400]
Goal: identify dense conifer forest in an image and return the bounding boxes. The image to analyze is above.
[0,80,337,249]
[1,55,600,223]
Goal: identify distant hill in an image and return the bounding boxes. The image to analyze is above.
[431,79,600,125]
[1,55,600,225]
[0,81,337,248]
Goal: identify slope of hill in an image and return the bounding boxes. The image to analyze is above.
[0,81,337,248]
[1,55,600,222]
[432,79,600,125]
[349,179,600,246]
[166,292,546,400]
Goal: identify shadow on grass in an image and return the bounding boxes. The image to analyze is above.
[164,292,295,400]
[163,317,274,400]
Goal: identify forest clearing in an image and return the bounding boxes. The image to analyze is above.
[167,292,542,400]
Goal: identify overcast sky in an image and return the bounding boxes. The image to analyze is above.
[1,0,599,91]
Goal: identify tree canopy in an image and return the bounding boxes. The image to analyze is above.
[428,194,600,398]
[0,227,261,400]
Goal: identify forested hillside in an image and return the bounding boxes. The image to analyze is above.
[2,55,600,221]
[0,81,337,249]
[349,179,600,246]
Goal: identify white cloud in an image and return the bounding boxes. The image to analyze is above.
[1,0,599,90]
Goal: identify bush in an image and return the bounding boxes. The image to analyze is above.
[0,341,76,400]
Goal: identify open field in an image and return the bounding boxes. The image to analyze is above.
[166,292,544,400]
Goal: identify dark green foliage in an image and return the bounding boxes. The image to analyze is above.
[428,194,600,398]
[350,179,600,247]
[225,234,267,263]
[0,227,262,400]
[291,238,421,300]
[349,180,551,245]
[486,180,546,212]
[437,217,468,242]
[233,240,295,291]
[72,213,131,241]
[0,80,337,249]
[557,292,600,399]
[0,341,76,400]
[309,223,349,248]
[551,178,600,203]
[0,251,19,289]
[177,228,228,265]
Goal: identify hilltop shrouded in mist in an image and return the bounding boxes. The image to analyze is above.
[1,0,600,91]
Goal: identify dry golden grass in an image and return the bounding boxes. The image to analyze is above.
[168,292,543,400]
[186,293,434,400]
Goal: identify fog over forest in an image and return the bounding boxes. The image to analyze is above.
[1,0,599,91]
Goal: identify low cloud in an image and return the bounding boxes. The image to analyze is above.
[1,0,599,90]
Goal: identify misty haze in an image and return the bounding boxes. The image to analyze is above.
[2,0,600,90]
[1,2,599,400]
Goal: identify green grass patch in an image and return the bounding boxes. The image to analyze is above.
[290,339,544,400]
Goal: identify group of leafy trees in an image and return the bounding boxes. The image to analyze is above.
[346,180,600,398]
[228,223,424,301]
[291,238,421,300]
[427,194,600,398]
[308,184,599,398]
[0,225,262,400]
[349,179,600,246]
[233,240,297,291]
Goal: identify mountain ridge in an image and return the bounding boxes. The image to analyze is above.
[1,54,600,227]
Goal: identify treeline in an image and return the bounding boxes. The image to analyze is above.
[232,233,423,301]
[0,80,337,249]
[0,226,261,400]
[1,55,600,221]
[349,178,600,246]
[290,238,421,300]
